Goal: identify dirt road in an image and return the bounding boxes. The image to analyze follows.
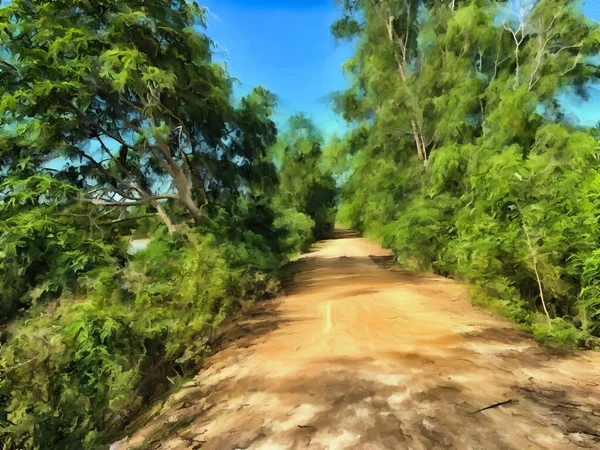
[112,231,600,450]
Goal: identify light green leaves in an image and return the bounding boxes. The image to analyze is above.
[0,93,18,115]
[99,48,144,93]
[141,66,178,92]
[334,0,600,347]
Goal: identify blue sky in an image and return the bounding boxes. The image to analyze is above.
[203,0,600,136]
[583,0,600,21]
[201,0,354,138]
[561,0,600,125]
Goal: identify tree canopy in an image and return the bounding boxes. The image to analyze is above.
[274,114,337,243]
[332,0,600,346]
[0,0,277,229]
[0,3,326,447]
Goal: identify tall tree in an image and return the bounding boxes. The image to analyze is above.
[0,0,277,230]
[333,0,600,345]
[274,114,337,241]
[0,0,280,323]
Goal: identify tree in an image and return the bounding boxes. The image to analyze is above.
[0,0,281,323]
[274,114,337,242]
[332,0,600,346]
[0,0,277,231]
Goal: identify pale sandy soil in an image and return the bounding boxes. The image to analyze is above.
[111,231,600,450]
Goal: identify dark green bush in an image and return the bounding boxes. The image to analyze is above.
[0,175,125,323]
[0,229,282,449]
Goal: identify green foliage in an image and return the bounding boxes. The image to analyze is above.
[531,318,585,349]
[0,0,285,321]
[0,230,282,449]
[273,114,338,252]
[0,175,124,322]
[333,0,600,347]
[274,208,316,254]
[0,1,321,448]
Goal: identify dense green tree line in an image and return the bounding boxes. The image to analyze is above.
[0,1,334,448]
[331,0,600,347]
[272,114,338,251]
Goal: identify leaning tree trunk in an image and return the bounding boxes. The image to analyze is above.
[179,194,205,226]
[151,199,177,234]
[384,8,428,167]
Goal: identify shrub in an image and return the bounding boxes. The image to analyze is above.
[0,230,282,449]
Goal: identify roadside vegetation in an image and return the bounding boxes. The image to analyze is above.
[329,0,600,348]
[0,1,334,448]
[2,0,600,447]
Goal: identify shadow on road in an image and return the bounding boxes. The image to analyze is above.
[111,237,600,450]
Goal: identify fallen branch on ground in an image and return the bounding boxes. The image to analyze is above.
[470,399,515,414]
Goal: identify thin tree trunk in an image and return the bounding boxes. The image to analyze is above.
[151,200,177,234]
[410,119,426,163]
[179,193,205,226]
[385,10,428,167]
[522,224,551,323]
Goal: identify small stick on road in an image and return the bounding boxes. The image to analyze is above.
[470,399,515,414]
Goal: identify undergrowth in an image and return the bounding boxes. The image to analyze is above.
[0,228,283,449]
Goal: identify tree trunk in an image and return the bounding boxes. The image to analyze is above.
[385,9,428,167]
[152,200,177,234]
[179,193,205,226]
[410,119,426,163]
[168,161,206,227]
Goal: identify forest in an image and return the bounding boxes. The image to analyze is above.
[0,0,599,449]
[329,0,600,348]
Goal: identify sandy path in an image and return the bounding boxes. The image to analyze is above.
[112,231,600,450]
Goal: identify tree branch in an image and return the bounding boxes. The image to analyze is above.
[84,194,178,207]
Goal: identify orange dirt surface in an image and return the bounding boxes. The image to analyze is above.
[111,231,600,450]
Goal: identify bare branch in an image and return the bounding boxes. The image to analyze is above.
[381,5,427,166]
[502,20,526,87]
[523,223,552,323]
[561,53,582,77]
[84,194,178,207]
[555,42,584,55]
[105,214,157,224]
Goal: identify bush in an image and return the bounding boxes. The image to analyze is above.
[274,208,316,255]
[531,318,585,350]
[0,230,282,449]
[0,175,125,324]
